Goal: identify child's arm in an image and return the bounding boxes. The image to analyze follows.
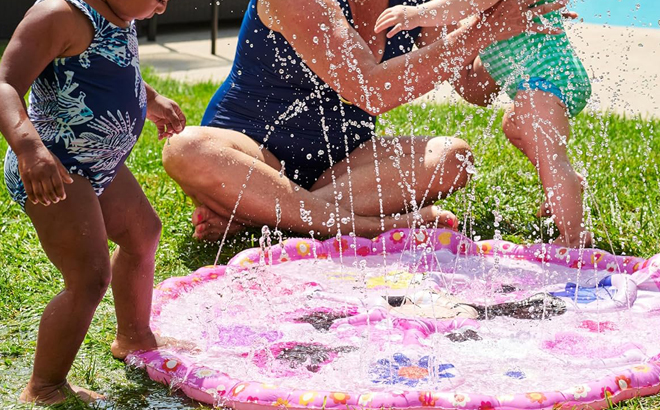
[144,84,187,141]
[0,1,92,206]
[375,0,501,38]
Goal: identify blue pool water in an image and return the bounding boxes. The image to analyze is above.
[570,0,660,28]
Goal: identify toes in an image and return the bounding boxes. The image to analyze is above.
[192,206,210,226]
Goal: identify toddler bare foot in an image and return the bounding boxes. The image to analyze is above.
[192,205,244,241]
[112,332,199,360]
[111,330,164,360]
[551,231,594,248]
[20,382,104,406]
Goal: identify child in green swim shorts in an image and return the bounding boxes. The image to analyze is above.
[376,0,592,247]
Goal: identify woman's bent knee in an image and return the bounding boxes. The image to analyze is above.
[162,127,203,177]
[426,137,472,193]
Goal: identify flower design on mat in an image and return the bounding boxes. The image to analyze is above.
[479,242,492,255]
[358,393,375,406]
[600,386,613,399]
[390,230,406,244]
[449,393,471,407]
[231,382,249,397]
[606,262,618,273]
[631,364,651,373]
[296,241,312,257]
[458,240,470,255]
[569,384,591,399]
[438,232,452,246]
[479,401,495,410]
[246,396,259,403]
[615,375,632,390]
[298,391,317,406]
[370,354,455,387]
[413,230,429,246]
[555,247,570,261]
[357,246,371,256]
[194,368,215,379]
[215,385,227,396]
[161,359,180,373]
[419,392,441,407]
[526,392,547,404]
[272,398,290,408]
[590,251,605,264]
[331,392,350,405]
[333,237,349,253]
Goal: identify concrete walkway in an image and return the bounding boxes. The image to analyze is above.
[139,23,660,118]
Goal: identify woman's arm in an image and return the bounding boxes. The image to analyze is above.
[0,1,91,205]
[260,0,566,116]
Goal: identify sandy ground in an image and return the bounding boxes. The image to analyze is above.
[139,23,660,118]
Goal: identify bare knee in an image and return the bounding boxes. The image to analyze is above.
[112,210,162,258]
[67,262,112,305]
[427,137,473,194]
[502,108,531,156]
[162,126,204,180]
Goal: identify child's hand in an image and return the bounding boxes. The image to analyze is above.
[18,146,73,206]
[146,93,187,140]
[375,5,421,38]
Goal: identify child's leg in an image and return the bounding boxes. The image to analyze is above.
[95,165,163,359]
[452,56,500,107]
[503,90,589,247]
[21,176,110,404]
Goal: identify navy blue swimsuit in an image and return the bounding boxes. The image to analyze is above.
[203,0,422,189]
[4,0,146,208]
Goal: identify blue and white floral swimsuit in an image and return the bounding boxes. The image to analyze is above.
[4,0,147,208]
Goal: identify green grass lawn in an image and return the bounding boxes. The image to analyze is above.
[1,60,659,408]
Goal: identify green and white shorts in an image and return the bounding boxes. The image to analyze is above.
[479,5,592,117]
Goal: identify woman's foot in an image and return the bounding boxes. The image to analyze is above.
[20,382,104,405]
[388,205,458,231]
[192,205,244,241]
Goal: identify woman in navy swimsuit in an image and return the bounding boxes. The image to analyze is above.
[163,0,567,240]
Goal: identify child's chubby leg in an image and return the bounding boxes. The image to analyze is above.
[502,90,591,247]
[452,55,500,107]
[95,165,163,360]
[20,175,110,405]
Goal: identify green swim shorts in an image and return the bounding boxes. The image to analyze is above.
[479,2,592,117]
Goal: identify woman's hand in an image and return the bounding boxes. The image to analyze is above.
[146,87,186,140]
[481,0,569,42]
[17,144,73,206]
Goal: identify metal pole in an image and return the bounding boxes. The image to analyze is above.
[211,0,219,55]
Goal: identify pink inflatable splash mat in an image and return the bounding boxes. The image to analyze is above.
[128,228,660,409]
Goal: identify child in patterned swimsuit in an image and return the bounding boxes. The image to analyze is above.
[0,0,186,404]
[376,0,592,247]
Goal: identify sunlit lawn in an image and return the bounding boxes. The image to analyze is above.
[1,48,659,408]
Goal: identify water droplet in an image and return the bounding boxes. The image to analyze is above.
[313,36,319,44]
[306,154,313,160]
[384,82,392,90]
